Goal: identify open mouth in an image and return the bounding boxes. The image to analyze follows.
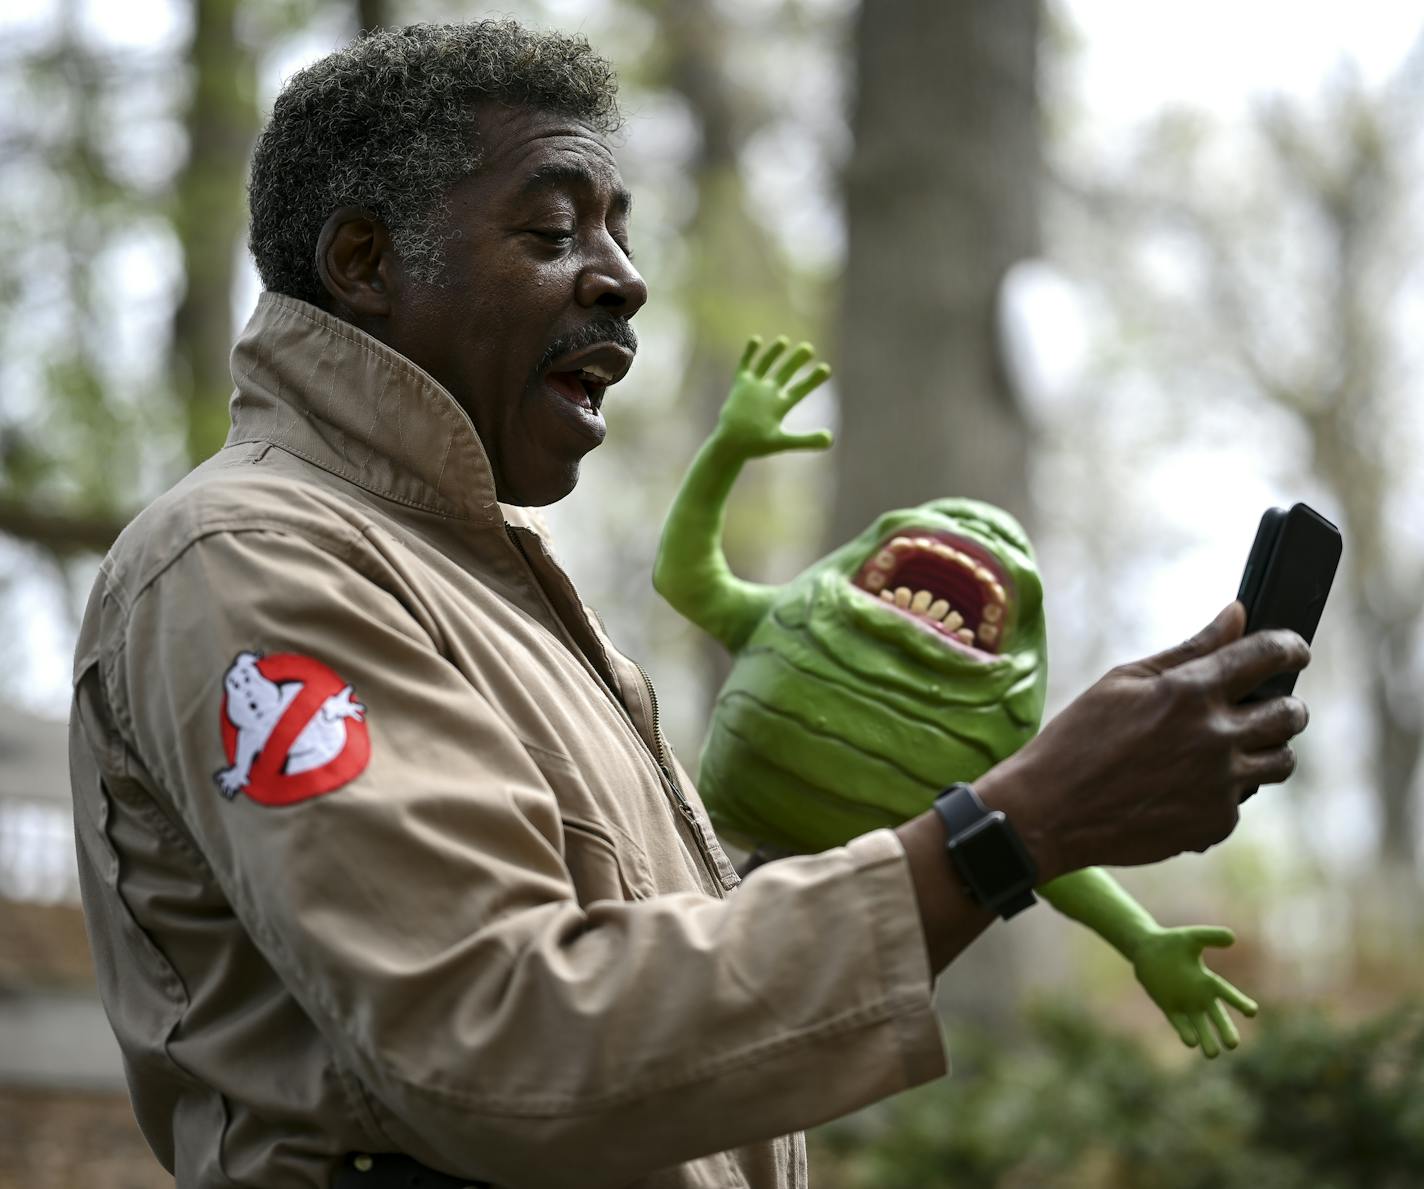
[850,529,1013,659]
[543,344,633,413]
[545,362,615,411]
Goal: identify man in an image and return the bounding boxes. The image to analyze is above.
[69,21,1310,1189]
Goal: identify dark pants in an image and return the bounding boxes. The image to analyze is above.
[332,1152,491,1188]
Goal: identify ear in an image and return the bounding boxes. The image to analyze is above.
[315,206,395,319]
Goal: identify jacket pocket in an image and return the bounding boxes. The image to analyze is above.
[560,816,643,905]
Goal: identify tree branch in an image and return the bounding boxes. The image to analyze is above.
[0,499,126,555]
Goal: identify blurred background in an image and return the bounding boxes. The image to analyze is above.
[1,0,1422,1184]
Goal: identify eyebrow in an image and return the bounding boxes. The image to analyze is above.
[517,161,633,216]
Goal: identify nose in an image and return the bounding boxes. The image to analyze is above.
[576,234,648,316]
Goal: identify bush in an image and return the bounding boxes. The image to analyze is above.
[808,1001,1424,1188]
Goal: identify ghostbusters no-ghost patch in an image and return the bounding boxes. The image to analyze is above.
[214,651,370,806]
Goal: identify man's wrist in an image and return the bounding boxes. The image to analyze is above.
[972,760,1070,885]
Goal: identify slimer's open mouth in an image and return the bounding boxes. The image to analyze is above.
[850,530,1013,658]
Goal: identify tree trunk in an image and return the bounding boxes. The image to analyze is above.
[835,0,1045,1029]
[655,3,792,734]
[833,0,1041,544]
[170,0,257,465]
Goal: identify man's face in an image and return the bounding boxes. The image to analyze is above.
[384,103,647,506]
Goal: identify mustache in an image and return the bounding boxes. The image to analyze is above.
[535,317,638,374]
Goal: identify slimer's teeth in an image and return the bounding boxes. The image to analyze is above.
[879,589,895,603]
[979,623,999,644]
[874,550,895,570]
[983,603,1003,623]
[942,610,964,632]
[910,590,932,613]
[928,598,949,621]
[954,628,974,645]
[893,587,912,608]
[865,570,887,591]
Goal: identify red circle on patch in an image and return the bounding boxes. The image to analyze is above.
[218,652,370,806]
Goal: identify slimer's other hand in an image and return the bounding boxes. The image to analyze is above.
[1130,925,1259,1059]
[716,335,834,458]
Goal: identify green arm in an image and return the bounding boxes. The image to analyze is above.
[1042,867,1260,1058]
[653,335,833,653]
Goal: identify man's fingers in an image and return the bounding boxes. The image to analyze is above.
[754,335,789,378]
[785,362,832,404]
[1231,696,1309,750]
[1234,743,1297,788]
[773,342,814,386]
[1138,602,1244,674]
[1220,629,1311,702]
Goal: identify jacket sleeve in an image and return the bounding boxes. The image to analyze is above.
[109,522,946,1187]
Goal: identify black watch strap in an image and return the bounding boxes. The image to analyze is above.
[933,783,1038,920]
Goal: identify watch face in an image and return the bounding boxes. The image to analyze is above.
[952,812,1035,898]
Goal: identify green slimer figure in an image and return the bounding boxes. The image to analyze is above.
[654,335,1259,1059]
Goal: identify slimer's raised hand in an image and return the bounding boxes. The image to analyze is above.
[654,335,1260,1059]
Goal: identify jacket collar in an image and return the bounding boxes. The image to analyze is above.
[227,292,504,525]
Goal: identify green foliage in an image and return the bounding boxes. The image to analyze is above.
[809,1001,1424,1189]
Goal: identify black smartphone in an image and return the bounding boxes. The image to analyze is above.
[1235,501,1342,798]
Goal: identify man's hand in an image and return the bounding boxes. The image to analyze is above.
[1130,925,1258,1059]
[978,601,1310,880]
[713,335,833,459]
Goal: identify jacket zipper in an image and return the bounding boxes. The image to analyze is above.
[630,658,726,880]
[504,525,722,878]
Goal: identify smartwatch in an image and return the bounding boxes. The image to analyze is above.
[932,783,1038,919]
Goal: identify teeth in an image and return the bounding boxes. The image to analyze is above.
[577,363,615,382]
[942,610,964,631]
[928,598,950,621]
[954,628,975,645]
[865,569,887,591]
[988,581,1007,605]
[983,603,1003,623]
[979,623,999,644]
[879,590,895,603]
[873,550,896,570]
[889,537,914,552]
[910,590,932,613]
[893,587,912,608]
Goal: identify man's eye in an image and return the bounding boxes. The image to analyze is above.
[533,228,575,244]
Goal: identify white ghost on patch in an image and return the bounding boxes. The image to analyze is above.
[215,651,365,797]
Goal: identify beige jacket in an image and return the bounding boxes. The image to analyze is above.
[69,293,946,1189]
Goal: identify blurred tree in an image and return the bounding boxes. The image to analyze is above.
[1056,56,1424,879]
[0,0,259,555]
[834,0,1044,1027]
[0,0,149,553]
[170,0,257,463]
[642,0,806,722]
[831,0,1041,543]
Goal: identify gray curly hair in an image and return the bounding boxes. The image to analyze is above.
[248,21,622,305]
